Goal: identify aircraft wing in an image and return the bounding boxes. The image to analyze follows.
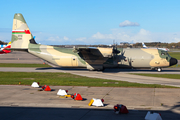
[75,47,113,69]
[76,47,105,56]
[75,47,110,60]
[75,47,114,57]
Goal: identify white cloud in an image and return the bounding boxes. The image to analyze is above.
[47,36,63,42]
[92,32,106,39]
[138,29,150,35]
[132,29,152,42]
[32,32,66,44]
[76,37,87,41]
[63,36,69,40]
[92,32,114,40]
[47,37,56,41]
[119,20,140,27]
[172,37,180,42]
[89,29,180,44]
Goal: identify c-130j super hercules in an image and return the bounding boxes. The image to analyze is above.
[10,13,177,72]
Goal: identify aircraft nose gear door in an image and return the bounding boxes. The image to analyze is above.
[128,58,132,67]
[72,57,77,66]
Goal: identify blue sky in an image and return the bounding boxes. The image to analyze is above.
[0,0,180,45]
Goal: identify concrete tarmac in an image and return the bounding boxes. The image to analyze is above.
[0,51,43,64]
[0,85,180,120]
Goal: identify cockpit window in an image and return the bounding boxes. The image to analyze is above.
[161,51,168,56]
[158,49,171,62]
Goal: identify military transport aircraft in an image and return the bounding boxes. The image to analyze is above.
[9,13,177,72]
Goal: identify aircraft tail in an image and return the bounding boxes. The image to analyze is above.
[142,42,147,48]
[11,13,33,50]
[7,41,11,45]
[2,42,11,54]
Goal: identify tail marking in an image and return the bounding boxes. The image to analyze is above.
[12,30,31,34]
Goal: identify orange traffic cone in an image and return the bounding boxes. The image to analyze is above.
[44,85,51,91]
[74,93,83,100]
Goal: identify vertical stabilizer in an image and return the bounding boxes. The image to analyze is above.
[142,42,147,48]
[11,13,33,49]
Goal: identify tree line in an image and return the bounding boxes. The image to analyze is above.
[0,40,8,45]
[130,42,180,48]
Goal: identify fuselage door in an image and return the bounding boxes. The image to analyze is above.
[72,56,77,66]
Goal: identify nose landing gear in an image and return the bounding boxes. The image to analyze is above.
[151,67,162,72]
[157,68,162,72]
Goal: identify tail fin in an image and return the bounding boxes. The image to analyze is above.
[2,42,11,54]
[142,42,147,48]
[11,13,33,49]
[7,41,11,45]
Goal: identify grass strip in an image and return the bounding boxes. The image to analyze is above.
[168,52,180,60]
[0,63,51,67]
[0,72,175,88]
[131,73,180,79]
[169,64,180,68]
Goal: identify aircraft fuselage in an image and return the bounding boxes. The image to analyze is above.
[28,43,177,71]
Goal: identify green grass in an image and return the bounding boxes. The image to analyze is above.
[131,73,180,79]
[0,72,176,88]
[0,63,51,67]
[168,52,180,60]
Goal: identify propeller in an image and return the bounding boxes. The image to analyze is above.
[112,41,120,60]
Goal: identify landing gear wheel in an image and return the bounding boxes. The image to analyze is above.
[157,68,162,72]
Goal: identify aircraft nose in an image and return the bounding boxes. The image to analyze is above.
[170,57,178,66]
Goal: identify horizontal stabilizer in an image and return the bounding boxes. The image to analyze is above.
[5,48,28,52]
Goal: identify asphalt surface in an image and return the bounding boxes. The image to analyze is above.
[0,51,43,64]
[0,51,180,120]
[1,85,180,120]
